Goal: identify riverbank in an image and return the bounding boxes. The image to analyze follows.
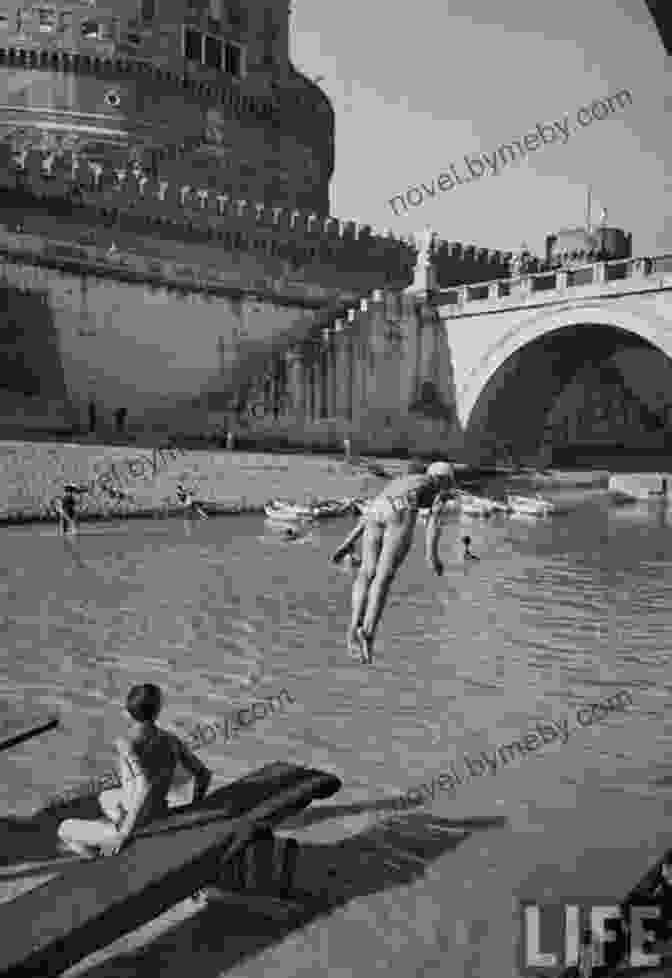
[0,440,394,526]
[0,439,623,526]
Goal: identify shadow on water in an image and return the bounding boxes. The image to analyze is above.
[0,798,507,978]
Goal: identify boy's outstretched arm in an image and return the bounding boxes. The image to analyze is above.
[332,519,365,563]
[108,739,151,853]
[174,736,213,801]
[425,496,444,575]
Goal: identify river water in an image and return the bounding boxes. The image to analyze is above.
[0,488,671,975]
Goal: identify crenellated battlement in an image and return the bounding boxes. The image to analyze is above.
[430,238,511,287]
[0,144,417,284]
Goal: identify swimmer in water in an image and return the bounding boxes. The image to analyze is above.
[57,683,212,857]
[462,535,479,560]
[332,459,456,663]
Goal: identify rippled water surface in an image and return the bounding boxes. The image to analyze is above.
[1,490,670,820]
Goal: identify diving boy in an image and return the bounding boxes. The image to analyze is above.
[332,460,456,663]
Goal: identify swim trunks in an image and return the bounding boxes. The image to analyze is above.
[366,482,431,525]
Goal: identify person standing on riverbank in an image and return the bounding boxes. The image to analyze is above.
[333,460,456,662]
[176,484,208,520]
[55,484,81,534]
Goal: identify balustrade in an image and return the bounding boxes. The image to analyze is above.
[437,254,669,311]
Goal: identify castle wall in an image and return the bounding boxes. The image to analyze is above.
[0,254,324,429]
[236,289,463,457]
[0,0,334,213]
[0,0,550,455]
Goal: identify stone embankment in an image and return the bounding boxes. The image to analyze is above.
[0,440,391,525]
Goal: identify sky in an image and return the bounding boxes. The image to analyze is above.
[291,0,671,259]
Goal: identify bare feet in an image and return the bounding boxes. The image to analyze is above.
[357,627,373,664]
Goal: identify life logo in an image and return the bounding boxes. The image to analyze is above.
[519,901,665,975]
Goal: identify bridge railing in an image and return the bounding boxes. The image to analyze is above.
[438,254,672,311]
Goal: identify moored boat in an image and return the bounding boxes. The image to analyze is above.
[608,473,670,503]
[489,499,513,514]
[458,492,496,517]
[310,498,353,519]
[506,493,555,517]
[264,499,315,521]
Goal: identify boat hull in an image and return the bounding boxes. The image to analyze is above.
[506,495,555,517]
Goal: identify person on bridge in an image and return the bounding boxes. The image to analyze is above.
[332,460,456,663]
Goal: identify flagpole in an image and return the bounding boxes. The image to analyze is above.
[586,185,592,234]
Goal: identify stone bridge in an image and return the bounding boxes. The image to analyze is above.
[227,250,672,464]
[436,254,672,465]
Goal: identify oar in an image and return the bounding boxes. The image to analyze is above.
[0,713,60,753]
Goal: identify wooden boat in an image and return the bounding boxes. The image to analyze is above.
[0,763,341,978]
[458,493,496,517]
[506,494,555,517]
[608,473,670,502]
[264,500,315,521]
[556,845,672,977]
[438,497,462,513]
[310,498,353,519]
[489,499,513,514]
[351,498,372,517]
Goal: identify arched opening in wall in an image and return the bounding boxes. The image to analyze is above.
[465,323,672,471]
[0,283,73,432]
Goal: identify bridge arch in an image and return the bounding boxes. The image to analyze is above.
[459,306,672,465]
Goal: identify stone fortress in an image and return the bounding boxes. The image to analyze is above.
[0,0,670,463]
[0,0,514,453]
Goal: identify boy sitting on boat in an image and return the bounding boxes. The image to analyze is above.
[57,683,212,857]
